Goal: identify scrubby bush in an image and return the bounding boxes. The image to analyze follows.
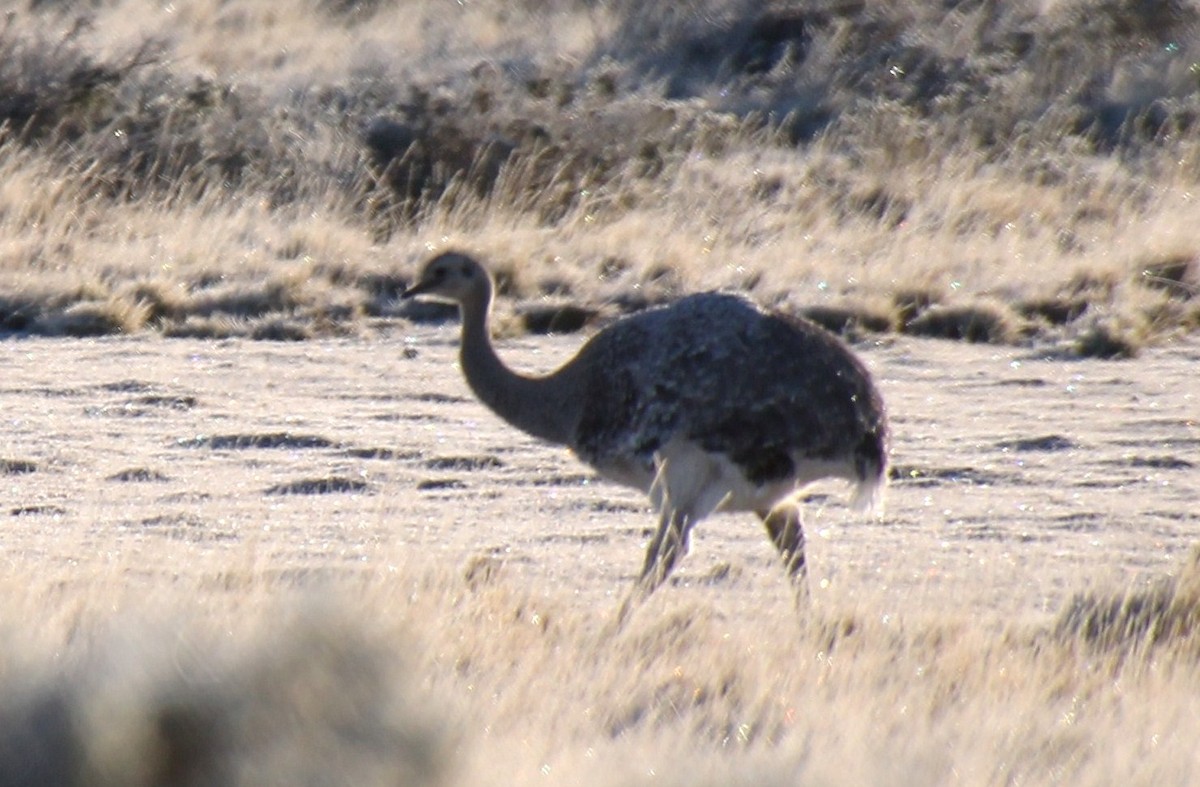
[0,0,1198,348]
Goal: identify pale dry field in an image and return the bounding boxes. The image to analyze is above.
[1,327,1197,784]
[3,0,1200,783]
[3,0,1200,351]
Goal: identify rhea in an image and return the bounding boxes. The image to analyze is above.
[403,251,888,613]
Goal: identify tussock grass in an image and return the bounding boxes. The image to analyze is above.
[1139,253,1199,297]
[519,303,602,335]
[902,299,1025,344]
[1068,294,1159,358]
[0,458,38,474]
[0,0,1196,349]
[1074,316,1147,359]
[2,4,1200,773]
[0,316,1195,780]
[33,297,152,337]
[263,476,370,495]
[798,299,897,338]
[1056,546,1200,658]
[2,546,1199,786]
[160,314,246,340]
[0,605,453,787]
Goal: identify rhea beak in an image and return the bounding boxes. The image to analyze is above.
[400,278,434,299]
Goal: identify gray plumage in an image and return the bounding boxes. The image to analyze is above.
[571,292,886,492]
[403,251,888,619]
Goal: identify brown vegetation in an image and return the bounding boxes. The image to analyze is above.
[0,0,1197,355]
[2,1,1200,783]
[2,323,1198,785]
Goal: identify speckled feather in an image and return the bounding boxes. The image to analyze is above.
[570,293,887,489]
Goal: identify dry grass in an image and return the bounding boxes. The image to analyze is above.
[2,543,1200,786]
[1,323,1197,785]
[903,298,1025,344]
[0,0,1197,352]
[2,1,1200,783]
[0,601,452,786]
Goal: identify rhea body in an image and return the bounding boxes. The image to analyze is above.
[403,251,888,606]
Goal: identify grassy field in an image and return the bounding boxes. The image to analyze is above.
[2,0,1198,350]
[2,330,1198,786]
[1,1,1200,784]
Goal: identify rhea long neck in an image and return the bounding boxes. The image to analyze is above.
[456,288,580,447]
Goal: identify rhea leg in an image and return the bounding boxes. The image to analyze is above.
[614,506,695,627]
[614,442,718,628]
[759,503,809,599]
[638,506,694,592]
